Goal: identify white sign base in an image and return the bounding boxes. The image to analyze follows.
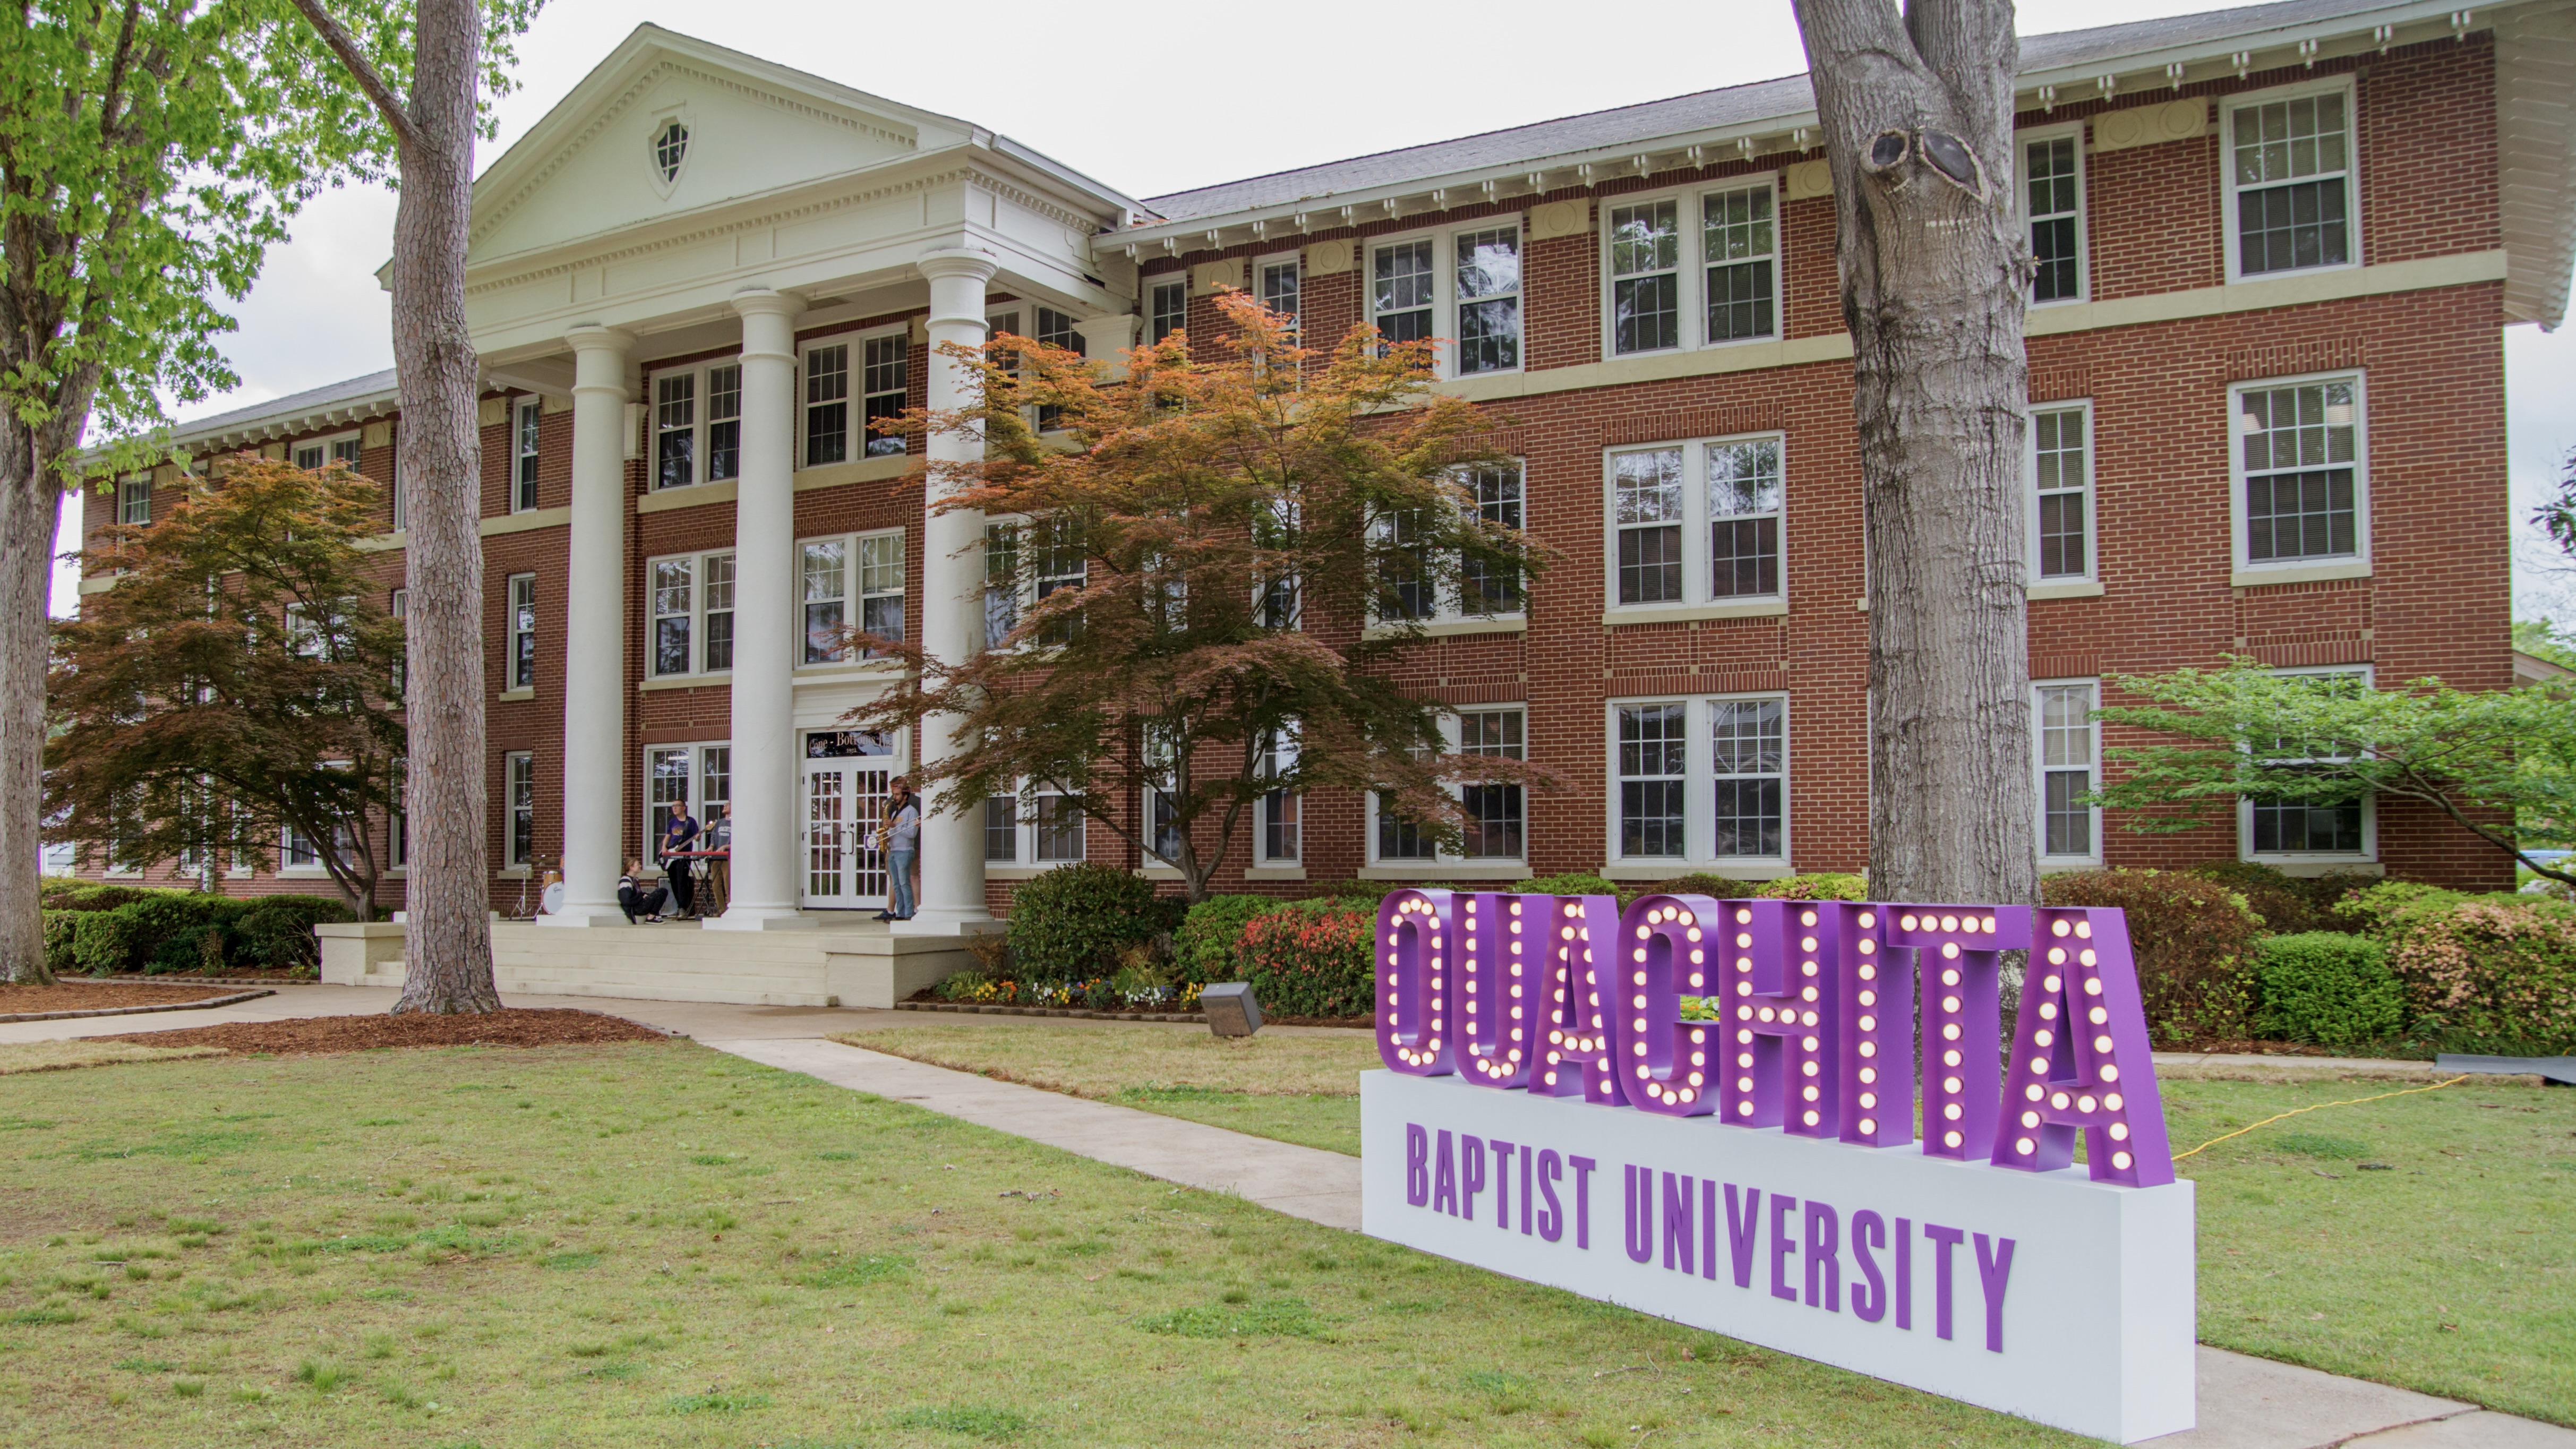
[1361,1071,2195,1444]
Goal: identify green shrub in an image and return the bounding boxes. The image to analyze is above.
[121,895,247,975]
[2334,880,2468,939]
[1514,873,1617,899]
[39,882,161,913]
[2040,869,2265,1045]
[40,911,79,976]
[2252,932,2404,1048]
[1237,906,1373,1018]
[70,908,152,976]
[230,896,357,970]
[1755,872,1871,902]
[1002,863,1179,981]
[1173,895,1278,985]
[2382,895,2576,1054]
[2187,861,2381,936]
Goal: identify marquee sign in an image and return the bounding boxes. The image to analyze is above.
[1362,890,2195,1444]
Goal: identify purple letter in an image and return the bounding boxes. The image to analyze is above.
[1569,1155,1598,1250]
[1611,895,1725,1118]
[1995,906,2178,1187]
[1850,1211,1888,1323]
[1925,1224,1966,1341]
[1432,1130,1459,1216]
[1768,1193,1800,1302]
[1536,1150,1565,1242]
[1713,900,1844,1137]
[1884,906,2031,1161]
[1460,1134,1486,1223]
[1662,1172,1695,1275]
[1975,1233,2016,1353]
[1803,1200,1841,1311]
[1725,1184,1761,1289]
[1895,1217,1914,1330]
[1489,1139,1516,1231]
[1376,890,1458,1076]
[1406,1124,1430,1206]
[1519,1141,1535,1234]
[1699,1178,1718,1281]
[1622,1166,1654,1264]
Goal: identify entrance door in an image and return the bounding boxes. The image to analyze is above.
[801,730,893,910]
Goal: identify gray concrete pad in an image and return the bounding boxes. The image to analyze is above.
[706,1035,1362,1231]
[2351,1410,2576,1446]
[2141,1349,2472,1448]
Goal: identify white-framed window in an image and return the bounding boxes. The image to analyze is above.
[799,530,904,664]
[387,431,405,532]
[2030,400,2094,582]
[507,573,536,691]
[2034,680,2101,864]
[504,751,535,867]
[2240,666,2375,862]
[1032,308,1082,430]
[1603,176,1779,358]
[294,432,362,473]
[1606,434,1785,610]
[1258,254,1300,335]
[2230,372,2366,573]
[514,397,543,511]
[1369,706,1527,864]
[1257,725,1300,864]
[645,550,734,677]
[1611,694,1788,867]
[1148,278,1189,345]
[644,742,731,864]
[651,362,742,491]
[1376,461,1527,623]
[2224,79,2358,281]
[2022,124,2087,304]
[1366,218,1524,377]
[389,588,407,695]
[803,342,850,468]
[1141,723,1184,868]
[116,476,151,527]
[860,332,908,458]
[284,821,350,873]
[983,781,1086,865]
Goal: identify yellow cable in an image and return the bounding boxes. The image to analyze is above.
[2171,1075,2473,1161]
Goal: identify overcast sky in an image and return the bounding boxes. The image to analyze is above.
[56,0,2576,623]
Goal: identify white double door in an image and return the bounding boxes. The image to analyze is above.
[801,754,891,909]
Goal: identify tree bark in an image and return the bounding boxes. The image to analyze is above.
[1792,0,2038,908]
[0,453,64,984]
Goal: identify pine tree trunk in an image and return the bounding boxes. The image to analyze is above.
[0,450,59,984]
[388,0,498,1014]
[1792,0,2039,909]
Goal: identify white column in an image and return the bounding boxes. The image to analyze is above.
[709,289,814,931]
[543,325,635,926]
[902,248,1000,933]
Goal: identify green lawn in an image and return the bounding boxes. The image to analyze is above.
[851,1024,2576,1425]
[0,1041,2090,1447]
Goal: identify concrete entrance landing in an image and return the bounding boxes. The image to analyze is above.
[315,919,978,1008]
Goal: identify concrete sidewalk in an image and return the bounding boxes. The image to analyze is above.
[4,983,2565,1447]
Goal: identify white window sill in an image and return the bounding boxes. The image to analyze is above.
[793,661,905,685]
[1600,333,1781,366]
[1135,865,1183,880]
[481,507,570,538]
[1603,599,1789,628]
[1363,615,1528,641]
[2039,858,2103,875]
[1243,864,1307,881]
[1602,861,1792,882]
[1359,862,1532,881]
[498,865,532,879]
[2224,258,2363,289]
[278,868,332,878]
[794,453,919,491]
[639,673,731,692]
[2233,560,2370,588]
[2243,858,2383,878]
[2029,579,2105,601]
[987,862,1083,881]
[355,530,407,553]
[498,687,535,702]
[638,480,737,513]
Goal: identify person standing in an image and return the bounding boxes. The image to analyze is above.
[876,777,920,922]
[660,800,700,919]
[700,802,732,917]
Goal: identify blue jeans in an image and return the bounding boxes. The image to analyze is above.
[888,849,916,920]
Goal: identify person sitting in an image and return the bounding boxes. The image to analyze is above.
[618,859,669,923]
[660,801,700,919]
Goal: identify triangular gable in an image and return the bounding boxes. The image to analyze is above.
[466,24,975,265]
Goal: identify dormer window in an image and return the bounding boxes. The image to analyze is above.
[653,119,688,184]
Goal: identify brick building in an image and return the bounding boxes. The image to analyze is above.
[76,0,2569,929]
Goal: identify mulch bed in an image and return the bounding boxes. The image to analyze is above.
[99,1008,671,1056]
[93,966,321,985]
[0,982,252,1015]
[893,996,1369,1030]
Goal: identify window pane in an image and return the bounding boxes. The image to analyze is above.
[806,345,850,466]
[705,365,741,481]
[2026,137,2082,302]
[1613,275,1679,355]
[1710,699,1785,858]
[1702,186,1776,340]
[862,336,908,457]
[1455,227,1521,373]
[1374,238,1435,345]
[1618,703,1688,857]
[2241,381,2359,561]
[1149,281,1188,345]
[984,796,1017,861]
[1610,200,1680,355]
[655,374,695,490]
[802,541,845,663]
[1461,464,1524,613]
[652,559,692,676]
[1377,796,1436,860]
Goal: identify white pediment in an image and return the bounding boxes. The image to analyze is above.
[468,27,971,266]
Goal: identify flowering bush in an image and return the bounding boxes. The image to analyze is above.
[2382,897,2576,1053]
[2040,869,2264,1044]
[1237,906,1374,1018]
[931,973,1200,1013]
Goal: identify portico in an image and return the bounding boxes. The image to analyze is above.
[472,24,1146,932]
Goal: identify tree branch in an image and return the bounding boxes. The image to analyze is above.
[281,0,423,156]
